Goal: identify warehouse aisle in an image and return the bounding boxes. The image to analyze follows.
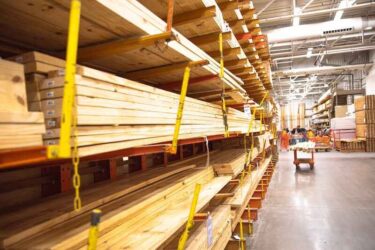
[250,151,375,250]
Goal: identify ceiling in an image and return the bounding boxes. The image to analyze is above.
[252,0,375,104]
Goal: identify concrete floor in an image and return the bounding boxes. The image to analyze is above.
[250,151,375,250]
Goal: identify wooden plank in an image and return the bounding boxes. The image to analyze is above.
[0,134,43,150]
[0,124,45,135]
[124,60,208,80]
[190,31,232,46]
[173,6,217,26]
[0,112,44,124]
[78,32,174,61]
[0,60,27,113]
[207,47,241,58]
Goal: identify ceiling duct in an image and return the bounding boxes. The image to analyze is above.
[266,17,375,43]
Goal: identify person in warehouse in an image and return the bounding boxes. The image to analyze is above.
[280,129,290,151]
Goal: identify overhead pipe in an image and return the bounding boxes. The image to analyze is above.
[270,31,375,49]
[260,2,375,23]
[273,63,372,77]
[272,45,375,61]
[265,17,375,43]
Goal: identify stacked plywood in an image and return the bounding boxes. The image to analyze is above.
[7,51,65,111]
[40,66,259,157]
[355,96,366,138]
[5,52,263,156]
[364,95,375,151]
[3,165,230,249]
[0,59,45,150]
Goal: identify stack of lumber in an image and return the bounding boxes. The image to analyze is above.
[212,149,248,177]
[7,51,65,111]
[339,139,366,152]
[164,205,232,250]
[40,63,259,157]
[224,156,272,228]
[0,59,45,150]
[365,96,375,151]
[355,96,366,139]
[0,163,231,249]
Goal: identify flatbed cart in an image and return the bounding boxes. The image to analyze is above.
[293,149,314,169]
[290,142,316,170]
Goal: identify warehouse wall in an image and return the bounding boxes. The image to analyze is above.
[366,50,375,95]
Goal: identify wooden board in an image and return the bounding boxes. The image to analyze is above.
[0,60,27,113]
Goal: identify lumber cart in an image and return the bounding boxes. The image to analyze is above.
[290,142,315,170]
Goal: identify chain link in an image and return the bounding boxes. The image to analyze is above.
[72,95,81,211]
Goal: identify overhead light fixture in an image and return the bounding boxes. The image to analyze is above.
[306,47,313,58]
[365,26,373,31]
[334,0,356,21]
[293,7,301,26]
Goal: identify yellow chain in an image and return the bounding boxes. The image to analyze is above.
[72,85,81,211]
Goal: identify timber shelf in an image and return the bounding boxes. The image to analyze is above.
[0,132,255,170]
[1,1,249,105]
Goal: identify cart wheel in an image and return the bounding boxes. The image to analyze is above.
[325,149,328,152]
[295,164,300,170]
[310,163,314,169]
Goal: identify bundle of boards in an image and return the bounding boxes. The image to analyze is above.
[8,52,262,157]
[0,151,249,249]
[0,59,45,150]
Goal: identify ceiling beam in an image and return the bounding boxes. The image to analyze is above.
[260,2,375,23]
[257,0,277,16]
[78,32,174,61]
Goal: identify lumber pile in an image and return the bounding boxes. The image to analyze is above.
[339,139,366,152]
[7,51,65,111]
[6,166,229,249]
[354,96,375,151]
[0,59,45,150]
[0,164,195,247]
[5,51,265,157]
[224,156,272,228]
[164,205,232,250]
[29,54,258,157]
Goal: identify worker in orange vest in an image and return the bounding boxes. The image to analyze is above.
[280,129,290,151]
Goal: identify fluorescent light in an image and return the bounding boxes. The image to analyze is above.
[334,0,356,21]
[293,7,301,26]
[306,47,313,58]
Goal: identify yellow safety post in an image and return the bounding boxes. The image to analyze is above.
[247,204,253,235]
[168,60,207,154]
[219,33,229,137]
[46,0,82,211]
[47,0,81,159]
[178,183,201,250]
[239,219,245,250]
[249,135,255,174]
[168,65,190,154]
[87,209,102,250]
[262,139,266,160]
